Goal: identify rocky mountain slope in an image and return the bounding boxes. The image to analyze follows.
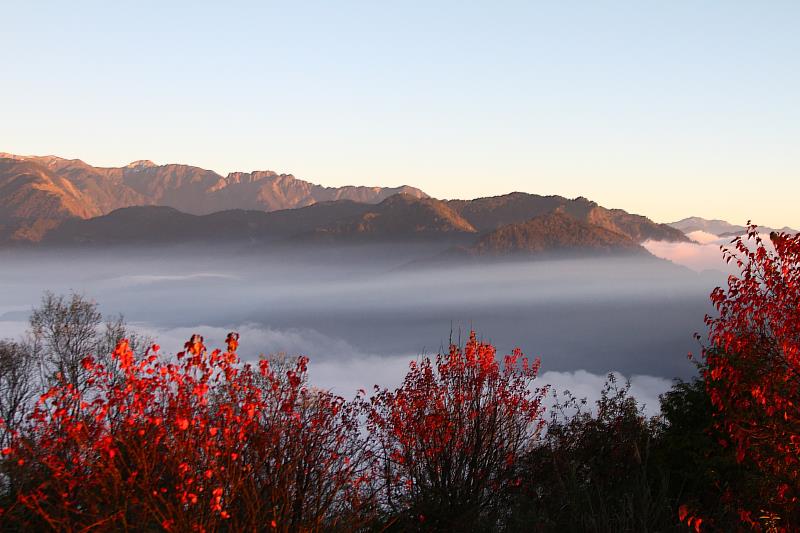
[0,152,426,233]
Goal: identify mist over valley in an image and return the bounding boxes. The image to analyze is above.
[0,242,722,414]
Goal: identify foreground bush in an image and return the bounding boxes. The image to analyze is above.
[703,226,800,527]
[657,378,764,531]
[368,332,547,531]
[1,329,549,532]
[1,334,373,531]
[515,376,672,531]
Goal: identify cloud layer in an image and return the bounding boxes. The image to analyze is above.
[140,323,673,416]
[643,230,776,272]
[1,316,673,416]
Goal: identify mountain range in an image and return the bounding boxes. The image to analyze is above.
[1,152,690,258]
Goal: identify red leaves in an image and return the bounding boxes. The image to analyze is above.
[368,331,547,522]
[185,334,205,356]
[7,332,373,531]
[225,332,239,353]
[287,371,301,388]
[113,339,134,369]
[211,487,224,512]
[678,504,704,532]
[703,225,800,525]
[4,327,559,530]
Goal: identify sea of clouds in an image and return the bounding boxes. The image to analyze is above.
[1,246,711,417]
[643,230,776,273]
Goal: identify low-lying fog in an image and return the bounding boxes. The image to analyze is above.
[0,244,726,415]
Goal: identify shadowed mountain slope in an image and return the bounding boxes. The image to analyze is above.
[41,195,477,245]
[448,192,688,243]
[310,194,477,241]
[470,211,646,257]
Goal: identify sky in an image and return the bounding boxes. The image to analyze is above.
[1,1,798,227]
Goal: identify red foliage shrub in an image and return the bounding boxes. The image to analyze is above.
[368,331,546,530]
[704,225,800,527]
[1,327,548,530]
[2,333,373,531]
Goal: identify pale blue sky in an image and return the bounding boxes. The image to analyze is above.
[1,1,798,227]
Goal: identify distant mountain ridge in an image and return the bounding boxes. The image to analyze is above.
[669,217,798,237]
